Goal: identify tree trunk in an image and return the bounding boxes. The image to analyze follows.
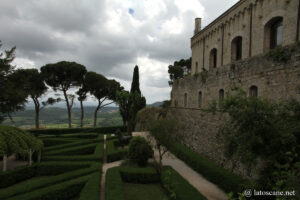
[2,154,7,172]
[93,101,101,128]
[29,149,32,166]
[63,89,72,128]
[33,97,40,129]
[80,100,84,128]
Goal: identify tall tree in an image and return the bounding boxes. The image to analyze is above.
[116,90,130,126]
[167,57,191,86]
[76,88,87,128]
[0,41,27,122]
[84,72,121,127]
[41,61,87,128]
[12,69,47,128]
[127,65,146,134]
[130,65,141,94]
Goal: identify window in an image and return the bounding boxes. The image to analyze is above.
[270,18,283,49]
[184,93,188,107]
[198,91,202,108]
[249,85,258,97]
[264,17,283,51]
[219,89,224,102]
[209,48,217,68]
[195,62,198,73]
[231,36,243,61]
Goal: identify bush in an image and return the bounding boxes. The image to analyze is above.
[168,142,245,193]
[161,166,207,200]
[79,171,101,200]
[128,136,153,166]
[106,139,127,162]
[119,167,159,183]
[6,173,93,200]
[43,143,97,156]
[0,165,36,188]
[29,126,126,136]
[0,163,101,199]
[105,167,125,200]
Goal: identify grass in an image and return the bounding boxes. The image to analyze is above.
[124,183,169,200]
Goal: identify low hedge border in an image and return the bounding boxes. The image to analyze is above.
[105,167,125,200]
[29,126,126,136]
[6,173,95,200]
[43,140,97,152]
[79,171,102,200]
[0,163,101,199]
[43,138,74,147]
[0,162,92,188]
[106,139,127,162]
[168,142,246,193]
[119,167,160,183]
[42,141,104,162]
[43,143,97,156]
[161,166,207,200]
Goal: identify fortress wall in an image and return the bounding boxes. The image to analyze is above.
[191,0,300,75]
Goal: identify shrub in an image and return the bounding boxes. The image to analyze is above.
[168,142,245,193]
[6,173,93,200]
[128,136,153,167]
[29,126,126,136]
[161,166,207,200]
[79,171,101,200]
[119,167,159,183]
[0,163,101,199]
[106,139,127,162]
[0,165,36,188]
[43,143,97,156]
[105,167,125,200]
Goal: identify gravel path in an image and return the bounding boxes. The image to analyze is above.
[133,132,228,200]
[0,155,28,171]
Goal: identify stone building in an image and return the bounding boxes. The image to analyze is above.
[172,0,300,109]
[167,0,300,177]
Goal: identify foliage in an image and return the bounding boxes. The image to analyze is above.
[106,139,127,162]
[160,100,171,109]
[0,42,29,121]
[84,71,122,127]
[0,164,100,199]
[130,65,141,94]
[43,143,97,156]
[128,136,153,166]
[116,90,130,126]
[267,46,291,63]
[165,142,246,194]
[149,119,183,173]
[0,125,43,156]
[79,171,101,200]
[120,167,159,183]
[161,166,207,200]
[41,61,87,128]
[217,88,300,193]
[105,167,125,200]
[168,57,191,86]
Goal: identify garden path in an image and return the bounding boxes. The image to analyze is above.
[132,131,228,200]
[100,134,122,200]
[0,155,27,171]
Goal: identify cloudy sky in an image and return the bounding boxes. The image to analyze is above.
[0,0,238,106]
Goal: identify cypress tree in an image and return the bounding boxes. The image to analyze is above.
[130,65,141,94]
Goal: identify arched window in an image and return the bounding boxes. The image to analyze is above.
[231,36,243,61]
[195,62,198,73]
[219,89,224,102]
[249,85,258,97]
[209,48,217,68]
[184,93,188,107]
[198,91,202,108]
[265,17,283,50]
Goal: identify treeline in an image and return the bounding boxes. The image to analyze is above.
[0,41,146,131]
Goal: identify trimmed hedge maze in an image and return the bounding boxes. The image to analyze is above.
[0,132,104,200]
[106,166,207,200]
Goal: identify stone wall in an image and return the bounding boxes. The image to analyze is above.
[191,0,300,74]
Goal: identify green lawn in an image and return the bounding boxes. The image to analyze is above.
[123,183,169,200]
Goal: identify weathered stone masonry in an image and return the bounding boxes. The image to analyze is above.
[168,0,300,177]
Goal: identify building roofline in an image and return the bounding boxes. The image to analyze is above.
[191,0,248,40]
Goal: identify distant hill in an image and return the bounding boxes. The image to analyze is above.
[147,101,163,107]
[3,106,122,128]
